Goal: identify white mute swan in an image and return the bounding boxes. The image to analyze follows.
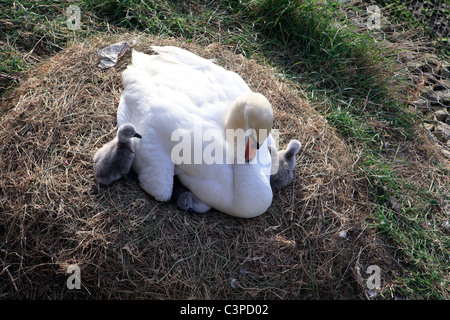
[117,46,275,218]
[94,123,142,185]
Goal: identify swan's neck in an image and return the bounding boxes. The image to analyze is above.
[224,99,247,132]
[221,94,273,216]
[224,99,248,162]
[231,162,272,216]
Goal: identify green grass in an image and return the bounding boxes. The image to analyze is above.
[1,0,449,299]
[373,0,450,58]
[362,148,449,299]
[374,203,449,299]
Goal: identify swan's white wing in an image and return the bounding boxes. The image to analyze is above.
[134,47,251,118]
[118,77,176,201]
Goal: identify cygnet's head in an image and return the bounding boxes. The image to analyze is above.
[117,123,142,142]
[177,192,193,212]
[176,191,211,214]
[285,140,301,159]
[279,139,301,172]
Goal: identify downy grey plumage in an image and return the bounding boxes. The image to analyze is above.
[171,176,211,214]
[94,123,142,185]
[269,139,301,191]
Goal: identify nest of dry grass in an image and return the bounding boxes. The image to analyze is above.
[0,33,388,299]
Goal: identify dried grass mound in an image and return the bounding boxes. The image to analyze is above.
[0,33,381,299]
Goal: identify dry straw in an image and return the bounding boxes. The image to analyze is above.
[1,33,387,299]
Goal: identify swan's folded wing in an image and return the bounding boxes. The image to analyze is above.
[149,46,252,112]
[117,81,176,202]
[136,133,175,202]
[150,46,215,71]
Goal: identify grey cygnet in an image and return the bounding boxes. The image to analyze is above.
[171,176,211,214]
[94,123,142,185]
[269,139,301,191]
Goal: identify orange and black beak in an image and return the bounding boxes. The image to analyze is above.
[245,134,260,163]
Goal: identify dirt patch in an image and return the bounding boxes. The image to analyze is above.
[0,33,393,299]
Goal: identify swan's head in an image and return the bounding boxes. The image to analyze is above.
[226,93,273,162]
[117,123,142,142]
[243,94,273,144]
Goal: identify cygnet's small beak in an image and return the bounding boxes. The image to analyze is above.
[134,133,142,139]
